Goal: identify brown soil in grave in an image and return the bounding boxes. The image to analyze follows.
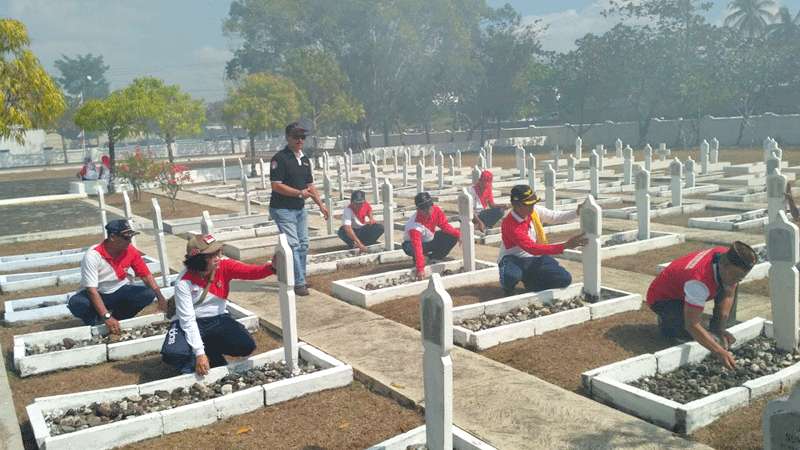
[370,283,507,330]
[0,234,102,257]
[0,312,282,450]
[125,381,423,450]
[603,241,711,276]
[0,283,80,303]
[105,191,230,220]
[308,260,417,297]
[0,168,78,182]
[481,309,671,393]
[651,207,743,228]
[0,262,78,275]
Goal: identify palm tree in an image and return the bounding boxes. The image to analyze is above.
[766,6,800,41]
[724,0,777,38]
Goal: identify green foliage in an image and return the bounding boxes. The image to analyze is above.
[223,72,302,137]
[156,162,192,211]
[724,0,777,38]
[115,149,162,201]
[53,53,110,100]
[0,19,65,143]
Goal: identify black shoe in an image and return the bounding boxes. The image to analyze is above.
[294,285,310,296]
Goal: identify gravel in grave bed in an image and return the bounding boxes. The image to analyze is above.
[363,268,464,290]
[632,336,800,403]
[730,210,767,223]
[755,246,767,263]
[602,236,636,248]
[311,247,382,263]
[15,300,62,312]
[457,289,621,332]
[25,321,172,355]
[45,359,319,435]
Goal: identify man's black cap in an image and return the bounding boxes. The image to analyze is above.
[509,185,540,205]
[414,192,434,209]
[727,241,757,272]
[285,121,310,137]
[351,190,366,203]
[105,219,139,236]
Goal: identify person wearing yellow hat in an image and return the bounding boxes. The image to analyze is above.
[498,185,585,295]
[161,234,276,376]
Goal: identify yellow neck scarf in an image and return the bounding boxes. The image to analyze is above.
[530,209,547,244]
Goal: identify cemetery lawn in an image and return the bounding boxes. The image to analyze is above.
[0,283,80,302]
[124,380,422,450]
[105,191,231,220]
[602,240,712,276]
[651,207,746,228]
[0,168,77,182]
[0,200,123,235]
[738,277,769,296]
[0,233,102,256]
[0,300,282,450]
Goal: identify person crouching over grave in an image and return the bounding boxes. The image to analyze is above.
[337,190,385,252]
[498,185,586,295]
[162,234,276,375]
[68,220,168,335]
[646,241,757,370]
[402,192,461,280]
[469,170,506,232]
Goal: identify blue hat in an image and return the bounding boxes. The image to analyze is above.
[105,219,138,236]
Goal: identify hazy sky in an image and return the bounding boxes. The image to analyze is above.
[4,0,800,102]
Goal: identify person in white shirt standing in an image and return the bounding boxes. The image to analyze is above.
[67,220,168,335]
[337,190,385,252]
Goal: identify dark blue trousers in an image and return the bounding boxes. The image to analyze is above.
[67,284,154,325]
[337,223,385,248]
[169,314,256,374]
[499,255,572,293]
[478,207,504,229]
[402,230,458,263]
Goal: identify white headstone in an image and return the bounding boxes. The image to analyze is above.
[240,167,251,216]
[527,153,536,191]
[763,384,800,450]
[575,136,583,160]
[635,169,651,241]
[276,234,299,374]
[764,136,773,162]
[221,157,227,184]
[437,152,445,189]
[657,143,670,161]
[381,179,394,252]
[151,198,170,287]
[259,158,267,190]
[336,160,344,201]
[589,151,599,198]
[581,195,602,297]
[553,145,562,171]
[711,137,720,164]
[515,145,525,178]
[544,163,556,210]
[420,274,454,450]
[479,154,487,171]
[200,210,214,235]
[370,161,380,204]
[403,163,409,186]
[767,173,788,225]
[669,158,683,207]
[471,166,481,185]
[774,147,784,160]
[449,155,455,177]
[644,144,653,172]
[323,174,334,234]
[700,140,709,175]
[417,160,425,193]
[486,144,493,168]
[393,148,399,174]
[768,210,800,352]
[615,138,623,158]
[97,186,108,238]
[458,188,476,272]
[623,145,633,185]
[685,157,696,188]
[121,190,137,247]
[767,156,781,176]
[456,150,462,168]
[597,145,604,171]
[567,155,576,182]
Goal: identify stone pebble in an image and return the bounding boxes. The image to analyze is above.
[631,336,800,404]
[457,296,586,332]
[45,359,319,436]
[25,321,174,355]
[364,268,463,291]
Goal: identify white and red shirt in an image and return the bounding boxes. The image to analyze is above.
[468,185,494,212]
[342,202,373,229]
[498,206,577,260]
[174,258,274,356]
[403,205,460,273]
[647,247,726,310]
[80,242,151,294]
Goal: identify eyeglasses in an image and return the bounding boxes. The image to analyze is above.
[291,135,306,141]
[116,233,133,241]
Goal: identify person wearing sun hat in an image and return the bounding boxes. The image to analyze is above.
[337,189,385,252]
[67,219,168,334]
[498,185,586,295]
[162,234,277,375]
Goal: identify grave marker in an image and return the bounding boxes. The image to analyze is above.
[479,154,487,171]
[221,157,227,184]
[336,159,344,201]
[403,163,409,186]
[635,169,651,241]
[544,163,556,210]
[685,157,696,188]
[623,145,633,185]
[121,191,137,247]
[767,173,788,224]
[275,234,300,374]
[711,137,720,164]
[767,156,781,176]
[669,158,683,207]
[449,155,455,177]
[260,158,267,189]
[472,166,481,185]
[615,138,623,158]
[420,275,454,450]
[381,179,394,252]
[581,195,602,297]
[438,152,445,189]
[458,188,476,272]
[370,161,380,204]
[764,136,773,162]
[700,140,710,175]
[567,154,576,182]
[486,144,493,168]
[768,210,800,352]
[589,151,599,198]
[553,145,562,171]
[774,147,784,160]
[151,198,170,287]
[456,150,462,168]
[417,160,425,193]
[323,174,334,235]
[644,144,653,172]
[393,148,399,174]
[528,153,537,192]
[657,143,670,161]
[515,145,525,178]
[575,136,583,160]
[240,165,251,216]
[763,384,800,450]
[97,186,108,238]
[200,210,214,235]
[597,145,605,171]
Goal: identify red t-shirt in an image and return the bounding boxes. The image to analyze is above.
[647,247,726,310]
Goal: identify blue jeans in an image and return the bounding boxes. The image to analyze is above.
[165,314,256,374]
[498,255,572,293]
[270,207,309,286]
[67,284,154,325]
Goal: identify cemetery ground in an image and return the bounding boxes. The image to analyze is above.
[104,191,231,220]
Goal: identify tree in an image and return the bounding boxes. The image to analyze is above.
[223,73,301,176]
[74,89,137,186]
[116,148,161,201]
[283,48,363,135]
[766,6,800,41]
[0,19,65,143]
[53,53,110,100]
[724,0,776,38]
[126,77,205,162]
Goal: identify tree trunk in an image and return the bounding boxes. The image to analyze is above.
[108,136,116,194]
[61,135,68,165]
[249,133,257,177]
[167,138,175,163]
[424,122,431,144]
[229,136,235,154]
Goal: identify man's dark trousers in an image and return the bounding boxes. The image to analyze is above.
[67,284,154,325]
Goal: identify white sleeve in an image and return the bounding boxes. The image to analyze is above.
[342,207,353,226]
[81,252,100,288]
[683,280,710,309]
[534,205,578,225]
[174,280,205,356]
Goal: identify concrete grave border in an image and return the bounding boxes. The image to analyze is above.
[451,283,641,350]
[367,425,496,450]
[27,343,353,450]
[162,212,272,235]
[305,244,409,276]
[688,208,768,231]
[0,247,88,272]
[560,230,684,261]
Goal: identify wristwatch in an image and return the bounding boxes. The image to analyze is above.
[103,312,112,320]
[297,190,304,198]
